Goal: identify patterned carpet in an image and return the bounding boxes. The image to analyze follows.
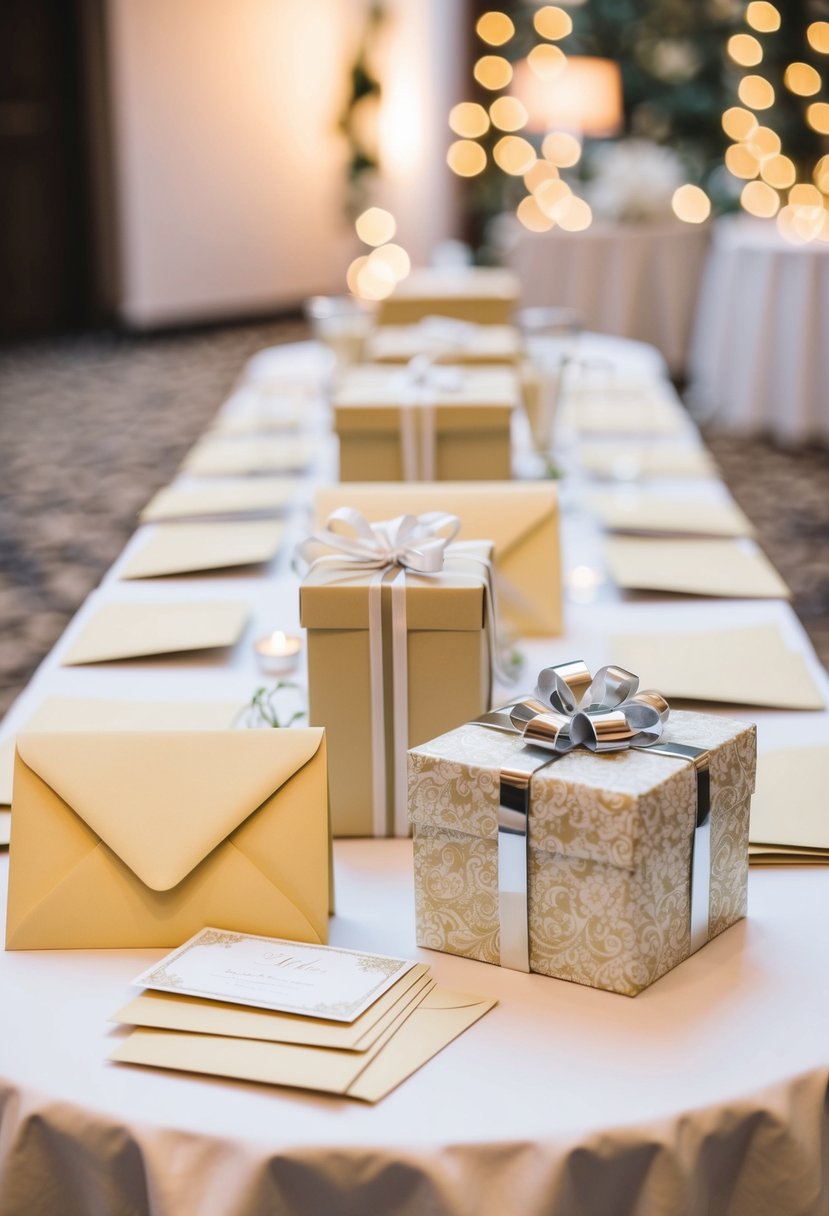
[0,322,827,719]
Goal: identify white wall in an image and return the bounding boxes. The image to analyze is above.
[106,0,465,327]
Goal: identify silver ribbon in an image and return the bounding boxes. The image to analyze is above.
[476,659,711,973]
[391,356,463,481]
[299,508,497,838]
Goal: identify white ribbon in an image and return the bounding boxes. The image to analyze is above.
[299,509,465,837]
[391,356,463,482]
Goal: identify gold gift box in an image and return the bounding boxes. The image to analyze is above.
[377,268,519,327]
[364,324,521,366]
[300,556,493,838]
[333,365,519,482]
[409,710,756,996]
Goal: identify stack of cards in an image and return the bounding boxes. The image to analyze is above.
[750,746,829,864]
[110,928,495,1103]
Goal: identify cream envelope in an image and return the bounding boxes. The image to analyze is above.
[590,493,755,538]
[208,407,305,436]
[580,444,716,479]
[182,437,313,476]
[113,965,434,1050]
[141,479,298,523]
[611,623,826,711]
[0,695,243,809]
[110,987,496,1103]
[6,729,329,949]
[563,399,683,436]
[120,521,285,580]
[60,601,249,666]
[605,537,790,600]
[749,746,829,851]
[750,845,829,864]
[314,481,561,636]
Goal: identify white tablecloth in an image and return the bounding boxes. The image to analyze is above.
[1,340,829,1215]
[688,216,829,445]
[503,218,710,375]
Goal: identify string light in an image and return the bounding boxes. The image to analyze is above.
[725,6,828,243]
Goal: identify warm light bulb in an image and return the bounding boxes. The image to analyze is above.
[476,11,515,47]
[783,62,822,96]
[449,102,490,138]
[527,43,567,81]
[672,185,711,224]
[738,75,775,110]
[516,195,556,232]
[524,160,560,193]
[489,96,528,132]
[725,144,760,180]
[493,135,537,175]
[542,131,582,168]
[555,195,592,231]
[355,207,396,247]
[807,22,829,53]
[760,154,796,189]
[722,107,758,141]
[474,55,513,90]
[446,139,487,176]
[368,243,411,283]
[807,102,829,134]
[727,34,763,67]
[741,180,780,217]
[533,6,573,41]
[746,2,780,32]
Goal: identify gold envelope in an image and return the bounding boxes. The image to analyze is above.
[60,601,249,666]
[314,481,561,637]
[140,479,298,522]
[182,437,313,476]
[110,987,496,1103]
[120,521,285,580]
[6,729,329,950]
[113,964,434,1050]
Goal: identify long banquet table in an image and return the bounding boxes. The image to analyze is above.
[1,336,828,1216]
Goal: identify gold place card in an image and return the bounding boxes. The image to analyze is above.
[605,537,790,600]
[141,479,298,522]
[111,987,497,1103]
[580,444,717,479]
[611,623,825,711]
[131,928,417,1022]
[749,745,829,858]
[60,601,249,666]
[114,964,434,1049]
[589,493,755,538]
[182,437,314,477]
[120,521,285,580]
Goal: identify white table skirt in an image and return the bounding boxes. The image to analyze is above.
[688,216,829,444]
[1,339,828,1215]
[503,218,710,376]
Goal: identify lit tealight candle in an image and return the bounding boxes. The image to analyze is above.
[254,630,302,675]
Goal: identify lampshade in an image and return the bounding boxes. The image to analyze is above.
[512,56,623,137]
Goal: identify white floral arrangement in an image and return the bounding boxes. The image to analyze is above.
[585,138,686,223]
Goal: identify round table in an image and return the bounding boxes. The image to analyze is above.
[503,218,710,376]
[2,842,829,1216]
[688,216,829,445]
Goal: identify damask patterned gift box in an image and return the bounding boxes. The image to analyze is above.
[408,663,756,996]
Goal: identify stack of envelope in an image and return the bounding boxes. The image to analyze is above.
[749,746,829,864]
[109,928,496,1102]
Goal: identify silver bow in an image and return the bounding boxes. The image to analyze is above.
[484,659,670,754]
[297,507,461,575]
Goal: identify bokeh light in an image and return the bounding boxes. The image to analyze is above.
[806,103,829,133]
[541,131,582,168]
[783,62,822,96]
[493,135,537,175]
[474,55,514,90]
[476,11,515,46]
[517,195,556,231]
[446,139,487,176]
[524,160,560,192]
[449,102,490,138]
[738,75,775,109]
[489,96,528,132]
[368,243,411,283]
[355,207,396,247]
[533,6,573,41]
[807,22,829,53]
[725,144,760,180]
[741,180,780,217]
[760,154,796,189]
[672,185,711,224]
[746,2,780,33]
[555,195,592,231]
[727,34,763,67]
[722,107,758,141]
[527,43,567,80]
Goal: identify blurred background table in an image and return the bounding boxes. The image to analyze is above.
[503,218,710,376]
[688,217,829,445]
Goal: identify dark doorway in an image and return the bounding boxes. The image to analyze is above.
[0,0,105,337]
